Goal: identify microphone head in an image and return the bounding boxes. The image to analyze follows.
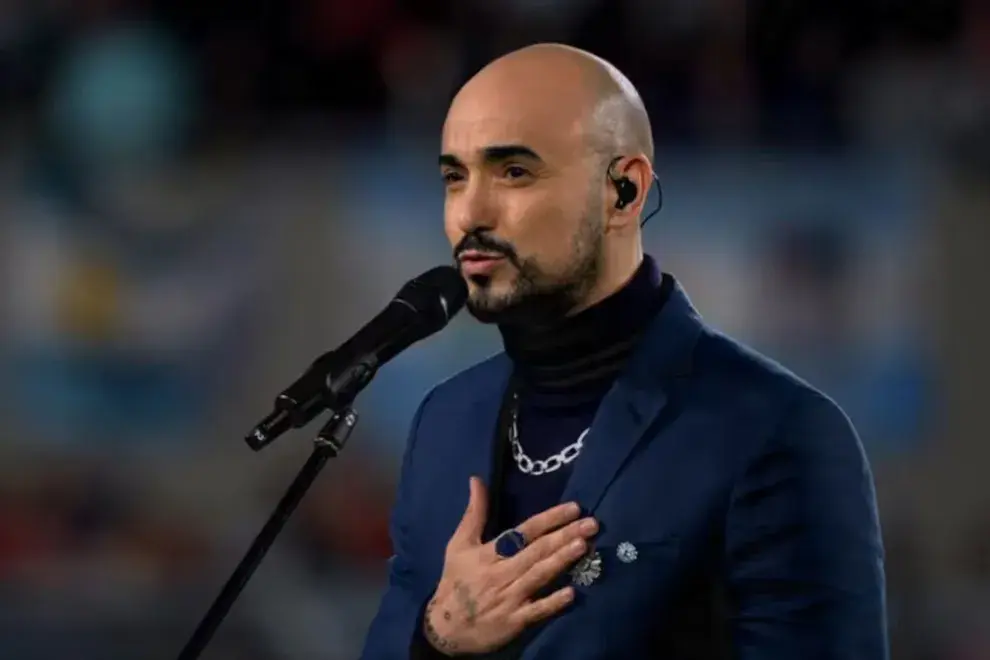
[395,265,468,331]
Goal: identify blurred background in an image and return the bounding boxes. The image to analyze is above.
[0,0,987,657]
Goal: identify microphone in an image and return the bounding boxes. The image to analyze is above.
[246,265,468,451]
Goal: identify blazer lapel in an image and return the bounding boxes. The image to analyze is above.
[560,279,704,514]
[559,377,668,515]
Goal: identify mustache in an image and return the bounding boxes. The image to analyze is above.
[453,232,518,262]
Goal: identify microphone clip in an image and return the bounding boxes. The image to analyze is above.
[314,407,359,455]
[245,353,379,452]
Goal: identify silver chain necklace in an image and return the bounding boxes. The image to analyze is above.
[509,394,590,476]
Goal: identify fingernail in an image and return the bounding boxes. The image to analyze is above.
[571,539,586,552]
[580,518,598,533]
[567,502,581,515]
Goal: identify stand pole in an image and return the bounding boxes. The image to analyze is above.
[176,408,359,660]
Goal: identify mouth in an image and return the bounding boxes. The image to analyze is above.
[458,250,507,276]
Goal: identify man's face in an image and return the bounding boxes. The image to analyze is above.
[441,89,606,325]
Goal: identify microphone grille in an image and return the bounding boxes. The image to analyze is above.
[395,265,468,327]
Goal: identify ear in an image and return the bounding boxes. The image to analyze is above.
[605,154,653,231]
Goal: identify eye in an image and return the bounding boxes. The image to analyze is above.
[504,165,530,179]
[442,170,464,185]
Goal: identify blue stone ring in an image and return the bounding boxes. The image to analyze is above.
[494,529,527,559]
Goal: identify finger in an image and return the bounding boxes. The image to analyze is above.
[451,476,488,547]
[507,537,588,598]
[501,517,597,575]
[513,501,582,543]
[510,586,575,626]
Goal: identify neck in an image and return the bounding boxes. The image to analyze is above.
[566,243,645,316]
[498,255,670,394]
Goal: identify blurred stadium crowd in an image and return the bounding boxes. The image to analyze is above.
[0,0,988,658]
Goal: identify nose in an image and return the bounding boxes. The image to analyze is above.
[449,178,497,236]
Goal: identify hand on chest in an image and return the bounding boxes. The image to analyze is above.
[417,407,736,603]
[407,386,752,658]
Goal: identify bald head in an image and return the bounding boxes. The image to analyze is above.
[450,44,654,166]
[441,44,653,325]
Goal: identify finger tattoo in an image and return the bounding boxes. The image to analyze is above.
[454,580,478,626]
[423,597,458,653]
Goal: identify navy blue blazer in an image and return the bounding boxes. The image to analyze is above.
[360,279,888,660]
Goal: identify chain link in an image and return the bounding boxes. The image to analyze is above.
[509,395,589,476]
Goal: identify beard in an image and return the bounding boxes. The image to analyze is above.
[463,201,605,327]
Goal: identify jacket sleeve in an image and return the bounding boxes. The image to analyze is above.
[726,391,890,660]
[359,389,447,660]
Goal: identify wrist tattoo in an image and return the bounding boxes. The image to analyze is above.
[454,580,478,626]
[423,597,458,655]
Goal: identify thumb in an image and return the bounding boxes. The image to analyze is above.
[453,476,488,546]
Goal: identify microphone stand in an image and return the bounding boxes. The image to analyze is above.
[176,407,360,660]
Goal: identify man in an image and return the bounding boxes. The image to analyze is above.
[359,44,888,659]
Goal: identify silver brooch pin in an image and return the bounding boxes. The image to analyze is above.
[616,542,638,564]
[570,550,603,587]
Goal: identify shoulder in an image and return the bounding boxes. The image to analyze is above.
[681,327,867,479]
[692,327,850,426]
[693,330,868,483]
[692,333,880,532]
[696,328,811,398]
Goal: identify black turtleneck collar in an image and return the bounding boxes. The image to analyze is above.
[499,255,672,396]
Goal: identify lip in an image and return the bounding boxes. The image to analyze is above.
[459,252,506,276]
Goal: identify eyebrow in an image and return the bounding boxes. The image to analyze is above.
[439,144,544,169]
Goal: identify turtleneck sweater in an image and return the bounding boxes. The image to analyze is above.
[495,255,672,532]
